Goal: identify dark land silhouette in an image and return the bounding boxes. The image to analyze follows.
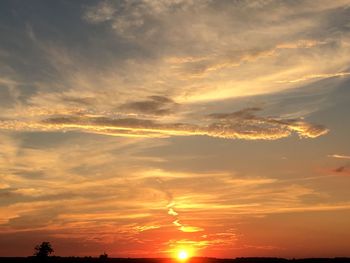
[1,244,349,263]
[33,242,54,258]
[0,257,349,263]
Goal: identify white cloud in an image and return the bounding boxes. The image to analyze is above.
[328,154,350,160]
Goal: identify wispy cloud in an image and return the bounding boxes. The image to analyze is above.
[168,206,203,233]
[328,154,350,160]
[276,72,350,83]
[78,0,350,103]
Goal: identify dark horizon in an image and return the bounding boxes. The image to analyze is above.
[1,256,350,262]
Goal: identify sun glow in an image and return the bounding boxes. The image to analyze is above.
[177,250,189,261]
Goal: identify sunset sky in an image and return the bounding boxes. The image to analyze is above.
[1,0,350,258]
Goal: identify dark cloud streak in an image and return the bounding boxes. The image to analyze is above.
[119,96,179,116]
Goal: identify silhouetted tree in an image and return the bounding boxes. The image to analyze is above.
[34,242,54,258]
[99,252,108,261]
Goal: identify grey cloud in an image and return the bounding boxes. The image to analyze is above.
[0,188,15,199]
[207,107,262,120]
[84,1,117,24]
[335,166,345,173]
[82,0,350,50]
[12,169,46,179]
[333,165,350,176]
[43,116,156,128]
[328,165,350,176]
[119,96,179,116]
[61,96,96,106]
[0,82,18,109]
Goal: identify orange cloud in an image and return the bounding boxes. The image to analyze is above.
[0,107,328,140]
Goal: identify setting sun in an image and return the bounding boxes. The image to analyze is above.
[177,250,189,261]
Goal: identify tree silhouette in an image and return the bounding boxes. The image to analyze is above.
[99,252,108,260]
[34,242,54,258]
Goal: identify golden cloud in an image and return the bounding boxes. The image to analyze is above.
[0,107,328,140]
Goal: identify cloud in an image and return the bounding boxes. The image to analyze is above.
[0,107,328,140]
[1,131,349,256]
[77,0,350,103]
[119,96,179,116]
[170,210,203,233]
[168,39,327,79]
[328,154,350,160]
[1,0,349,257]
[207,108,329,139]
[334,166,345,173]
[83,1,117,24]
[134,225,160,232]
[168,208,178,216]
[168,199,203,233]
[179,225,204,233]
[276,72,350,83]
[331,165,350,176]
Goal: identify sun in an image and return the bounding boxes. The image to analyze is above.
[177,250,189,261]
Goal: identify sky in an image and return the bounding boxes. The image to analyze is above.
[0,0,350,258]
